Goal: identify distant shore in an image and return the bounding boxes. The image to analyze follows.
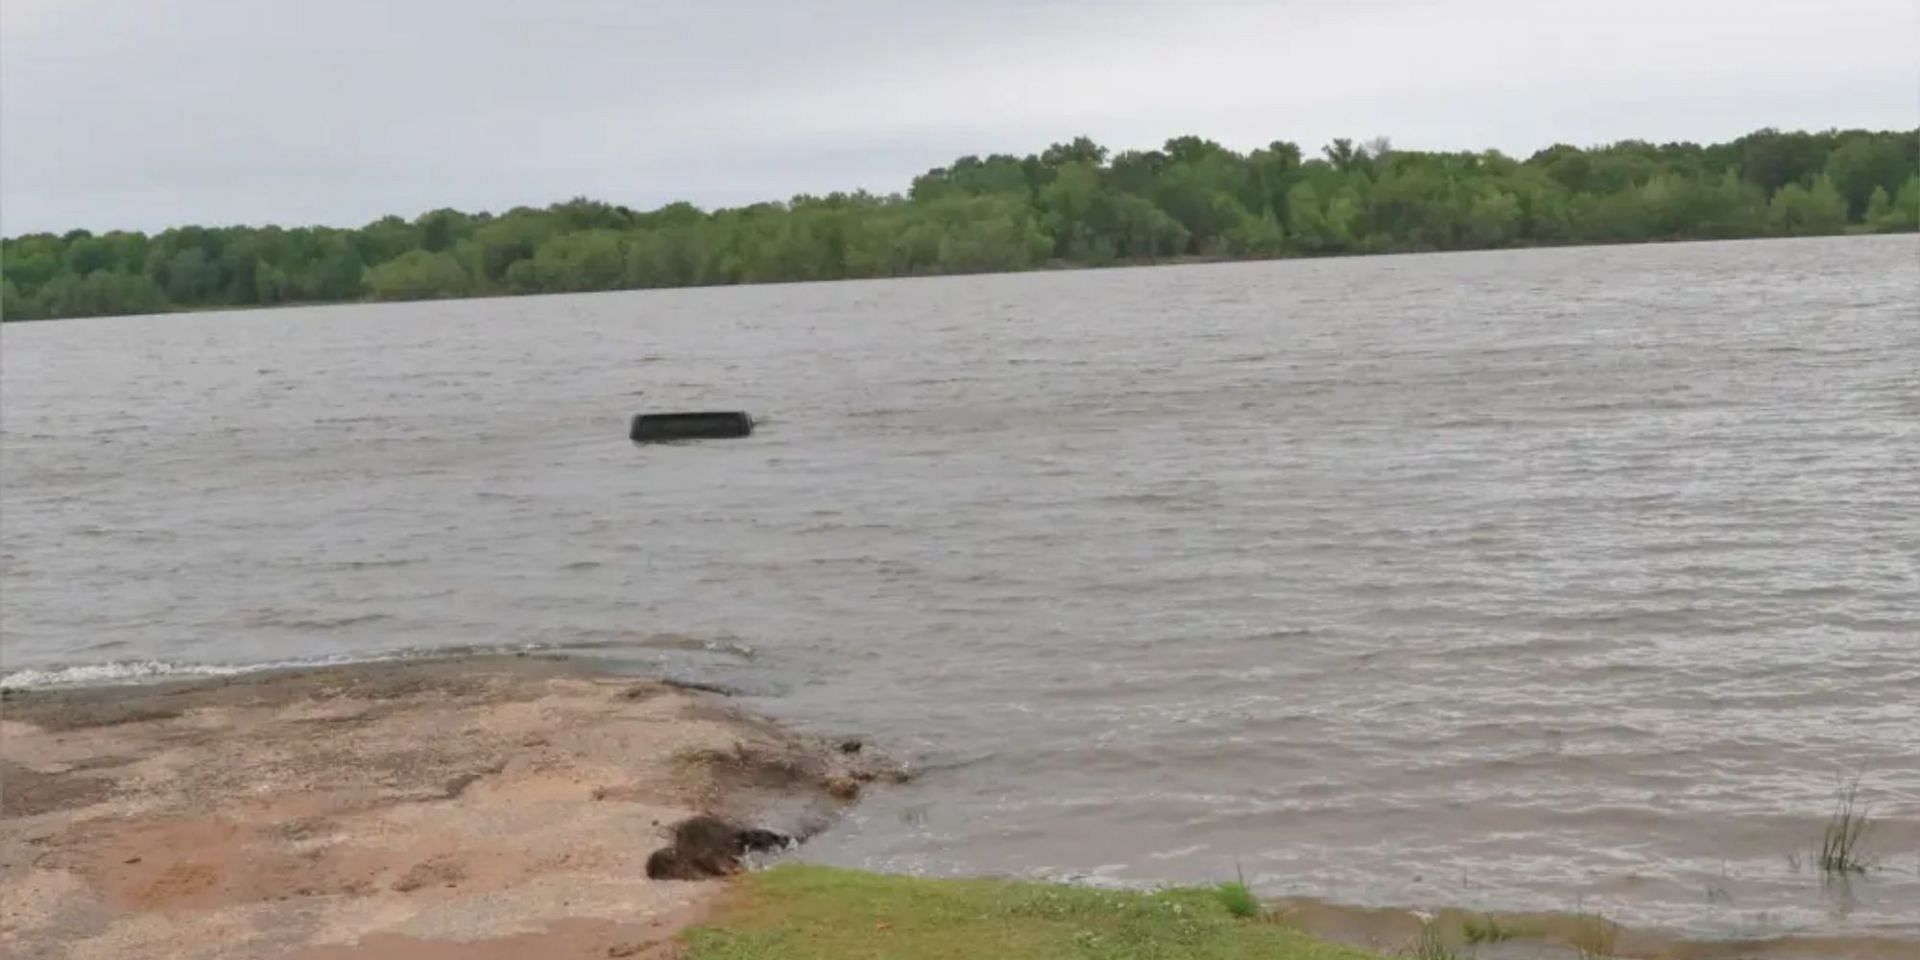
[6,126,1915,322]
[3,230,1912,327]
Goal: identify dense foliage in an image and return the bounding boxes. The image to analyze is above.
[4,128,1915,321]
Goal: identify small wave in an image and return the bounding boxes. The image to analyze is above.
[0,645,546,690]
[1250,628,1314,641]
[614,633,758,660]
[329,558,423,571]
[312,416,396,426]
[1147,844,1211,861]
[242,611,392,630]
[1094,492,1191,507]
[0,659,256,689]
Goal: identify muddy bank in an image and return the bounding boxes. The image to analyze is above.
[1266,896,1917,960]
[0,656,900,960]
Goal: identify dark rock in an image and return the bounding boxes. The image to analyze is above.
[736,828,791,852]
[644,815,794,881]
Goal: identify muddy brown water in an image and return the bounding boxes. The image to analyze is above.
[3,236,1917,943]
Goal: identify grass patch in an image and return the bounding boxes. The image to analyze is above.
[682,864,1389,959]
[1819,776,1875,875]
[1461,913,1513,944]
[1407,921,1460,960]
[1215,881,1261,919]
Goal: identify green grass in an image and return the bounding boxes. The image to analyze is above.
[1407,922,1460,960]
[682,865,1389,960]
[1460,913,1513,944]
[1819,777,1875,875]
[1213,881,1261,919]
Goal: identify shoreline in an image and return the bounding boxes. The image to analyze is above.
[4,656,1911,960]
[3,231,1910,326]
[0,654,898,959]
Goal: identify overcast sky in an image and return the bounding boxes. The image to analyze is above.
[3,0,1916,235]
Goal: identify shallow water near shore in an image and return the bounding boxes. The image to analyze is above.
[4,236,1918,943]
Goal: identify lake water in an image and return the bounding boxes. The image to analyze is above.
[3,236,1917,942]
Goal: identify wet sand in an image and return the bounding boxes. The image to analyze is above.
[0,656,896,960]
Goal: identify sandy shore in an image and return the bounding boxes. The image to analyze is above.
[0,656,898,960]
[6,656,1908,960]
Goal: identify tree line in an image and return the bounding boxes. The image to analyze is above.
[4,127,1915,321]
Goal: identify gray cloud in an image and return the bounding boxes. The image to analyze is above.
[4,0,1916,234]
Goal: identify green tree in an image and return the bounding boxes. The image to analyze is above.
[1107,194,1190,258]
[219,236,268,305]
[101,232,150,274]
[625,226,718,287]
[1700,171,1768,236]
[3,235,65,290]
[465,215,551,288]
[2,278,30,320]
[937,204,1051,272]
[295,237,367,301]
[1515,177,1574,243]
[506,230,628,293]
[1323,191,1364,251]
[32,270,167,318]
[1152,158,1252,253]
[1568,188,1650,243]
[1105,149,1167,197]
[1322,138,1367,173]
[1876,176,1920,231]
[415,208,473,253]
[549,197,635,231]
[364,250,470,300]
[1464,189,1521,246]
[1287,172,1370,253]
[1040,136,1108,168]
[66,236,116,275]
[636,201,707,230]
[1633,173,1763,238]
[162,248,221,303]
[1246,141,1305,223]
[254,261,290,304]
[1370,160,1465,249]
[1224,208,1285,255]
[1824,135,1913,220]
[1036,161,1107,259]
[355,215,418,265]
[1768,176,1848,235]
[1738,128,1832,195]
[1863,187,1893,228]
